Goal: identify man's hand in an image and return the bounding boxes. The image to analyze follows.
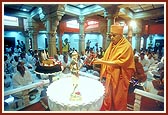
[93,58,117,66]
[93,58,102,64]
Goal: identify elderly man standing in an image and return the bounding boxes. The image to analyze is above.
[93,25,135,111]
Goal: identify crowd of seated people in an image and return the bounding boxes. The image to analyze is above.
[55,47,105,77]
[132,48,164,97]
[4,45,104,91]
[4,46,49,110]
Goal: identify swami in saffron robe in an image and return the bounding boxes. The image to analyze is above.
[100,37,135,111]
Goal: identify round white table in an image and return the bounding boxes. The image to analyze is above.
[47,75,105,111]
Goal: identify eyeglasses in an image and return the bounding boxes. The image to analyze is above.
[109,33,118,38]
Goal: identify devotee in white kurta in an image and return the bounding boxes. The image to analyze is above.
[12,61,33,98]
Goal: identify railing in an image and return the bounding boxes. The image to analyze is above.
[4,80,50,111]
[133,88,164,111]
[4,80,49,96]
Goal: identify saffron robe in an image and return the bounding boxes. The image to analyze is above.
[100,38,135,111]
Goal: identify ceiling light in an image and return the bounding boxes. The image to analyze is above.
[129,20,136,27]
[77,4,86,9]
[22,8,28,11]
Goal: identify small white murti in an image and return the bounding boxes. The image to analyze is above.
[70,74,82,101]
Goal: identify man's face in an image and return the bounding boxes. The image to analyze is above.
[110,33,122,45]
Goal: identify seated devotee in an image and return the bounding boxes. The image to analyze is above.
[149,56,164,79]
[11,56,19,73]
[4,73,12,89]
[147,52,156,69]
[19,52,27,64]
[139,52,149,72]
[97,47,105,59]
[39,49,49,63]
[80,51,87,64]
[14,45,22,55]
[143,65,164,96]
[151,51,159,61]
[128,56,147,93]
[4,55,10,74]
[133,48,139,56]
[133,56,147,83]
[54,54,64,71]
[32,54,41,71]
[7,51,14,64]
[152,66,164,96]
[53,54,61,64]
[12,61,38,100]
[61,53,71,74]
[83,48,97,71]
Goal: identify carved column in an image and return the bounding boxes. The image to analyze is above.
[27,18,39,51]
[135,33,141,53]
[31,32,38,51]
[41,5,65,57]
[59,32,63,54]
[105,15,117,49]
[127,23,133,44]
[22,31,30,52]
[142,34,149,50]
[78,15,85,53]
[135,20,143,52]
[28,27,39,51]
[104,13,112,49]
[104,6,119,49]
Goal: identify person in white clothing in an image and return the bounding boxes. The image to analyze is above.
[11,56,19,73]
[147,52,155,70]
[139,52,149,72]
[12,61,36,99]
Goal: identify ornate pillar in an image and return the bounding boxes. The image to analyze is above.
[41,5,65,57]
[127,23,133,44]
[28,28,38,51]
[142,23,149,50]
[31,32,38,51]
[104,6,119,49]
[59,32,63,54]
[103,5,120,49]
[78,15,85,53]
[104,12,112,49]
[22,31,30,52]
[27,17,39,51]
[135,34,141,53]
[142,34,149,50]
[134,20,143,52]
